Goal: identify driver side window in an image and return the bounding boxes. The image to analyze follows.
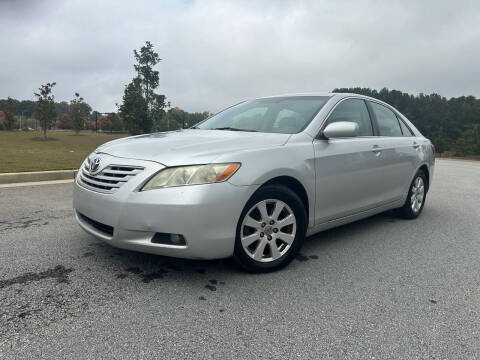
[325,99,373,136]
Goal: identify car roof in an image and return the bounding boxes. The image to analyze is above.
[256,92,334,99]
[256,92,378,101]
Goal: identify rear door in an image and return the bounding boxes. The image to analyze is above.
[367,101,418,201]
[313,98,389,224]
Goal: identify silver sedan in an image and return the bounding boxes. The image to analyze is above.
[73,93,435,272]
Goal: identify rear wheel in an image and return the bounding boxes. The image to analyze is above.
[396,170,427,219]
[233,185,306,273]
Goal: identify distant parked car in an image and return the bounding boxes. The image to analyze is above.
[74,93,435,272]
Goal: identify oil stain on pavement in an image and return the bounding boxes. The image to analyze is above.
[0,265,73,289]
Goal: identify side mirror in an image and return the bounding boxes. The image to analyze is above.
[322,121,359,139]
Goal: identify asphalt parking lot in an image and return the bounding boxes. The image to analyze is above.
[0,159,479,359]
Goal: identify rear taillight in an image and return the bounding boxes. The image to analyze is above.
[431,144,435,159]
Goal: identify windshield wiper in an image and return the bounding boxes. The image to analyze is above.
[212,127,258,132]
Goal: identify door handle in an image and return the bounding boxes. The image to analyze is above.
[372,145,382,156]
[413,142,420,149]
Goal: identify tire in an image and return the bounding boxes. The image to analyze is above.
[233,184,307,273]
[395,169,427,219]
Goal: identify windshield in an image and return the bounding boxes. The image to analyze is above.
[196,96,330,134]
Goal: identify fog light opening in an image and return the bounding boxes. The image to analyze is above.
[151,233,186,246]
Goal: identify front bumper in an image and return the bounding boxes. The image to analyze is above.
[73,155,258,260]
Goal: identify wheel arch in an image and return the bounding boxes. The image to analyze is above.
[418,164,430,192]
[258,176,310,226]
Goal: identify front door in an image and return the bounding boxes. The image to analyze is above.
[313,98,388,224]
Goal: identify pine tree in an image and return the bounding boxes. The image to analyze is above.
[119,41,167,134]
[433,127,446,154]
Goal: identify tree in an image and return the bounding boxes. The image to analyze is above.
[120,78,148,134]
[119,41,167,134]
[86,120,96,131]
[89,110,100,122]
[134,41,160,109]
[165,107,211,130]
[453,125,480,156]
[34,82,57,139]
[71,93,87,134]
[18,100,36,119]
[0,97,95,129]
[98,113,123,132]
[454,130,475,156]
[166,107,184,130]
[4,97,17,130]
[55,101,70,120]
[187,111,211,128]
[108,113,123,132]
[58,113,72,129]
[474,124,480,155]
[433,127,446,154]
[78,102,92,119]
[151,94,168,131]
[98,115,112,132]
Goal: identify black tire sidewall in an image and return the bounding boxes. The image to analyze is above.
[233,185,307,273]
[399,170,427,219]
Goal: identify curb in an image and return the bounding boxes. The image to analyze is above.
[0,169,78,185]
[0,179,74,189]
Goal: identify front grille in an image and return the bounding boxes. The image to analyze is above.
[79,163,144,194]
[77,212,114,236]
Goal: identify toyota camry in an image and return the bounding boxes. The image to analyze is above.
[73,93,435,272]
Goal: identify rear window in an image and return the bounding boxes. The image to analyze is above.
[370,102,403,137]
[399,119,414,136]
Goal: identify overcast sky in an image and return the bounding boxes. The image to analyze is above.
[1,0,479,112]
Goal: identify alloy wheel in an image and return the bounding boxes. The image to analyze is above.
[410,177,425,213]
[240,199,297,262]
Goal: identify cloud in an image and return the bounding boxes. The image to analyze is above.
[1,0,479,112]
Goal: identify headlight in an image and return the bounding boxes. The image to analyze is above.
[141,163,241,191]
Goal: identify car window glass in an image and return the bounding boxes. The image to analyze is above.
[399,119,413,136]
[230,107,268,131]
[325,99,373,136]
[197,96,330,134]
[370,102,403,136]
[272,109,303,133]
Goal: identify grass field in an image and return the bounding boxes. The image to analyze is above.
[0,131,127,173]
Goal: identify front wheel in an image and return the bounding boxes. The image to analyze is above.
[396,170,427,219]
[233,185,307,273]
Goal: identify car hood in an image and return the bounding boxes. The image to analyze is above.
[96,129,291,166]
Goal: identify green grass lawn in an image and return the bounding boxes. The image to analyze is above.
[0,131,127,173]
